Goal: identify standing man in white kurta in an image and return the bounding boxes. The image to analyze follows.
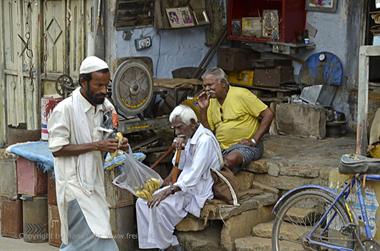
[48,56,129,251]
[136,105,223,251]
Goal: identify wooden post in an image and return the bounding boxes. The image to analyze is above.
[356,46,369,155]
[356,46,380,155]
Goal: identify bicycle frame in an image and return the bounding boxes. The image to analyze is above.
[273,174,380,251]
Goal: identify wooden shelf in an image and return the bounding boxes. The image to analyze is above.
[228,34,272,43]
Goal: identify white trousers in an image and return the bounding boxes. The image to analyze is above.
[136,191,190,249]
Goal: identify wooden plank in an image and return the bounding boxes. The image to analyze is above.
[15,0,26,126]
[27,0,42,130]
[69,0,85,77]
[360,45,380,56]
[44,1,66,75]
[5,1,20,127]
[0,0,6,146]
[356,46,370,155]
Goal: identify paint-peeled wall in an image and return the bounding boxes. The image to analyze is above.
[295,0,363,127]
[113,26,213,78]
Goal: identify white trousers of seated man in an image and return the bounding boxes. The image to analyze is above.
[136,190,194,249]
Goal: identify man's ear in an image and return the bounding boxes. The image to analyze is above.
[80,79,87,89]
[190,119,197,129]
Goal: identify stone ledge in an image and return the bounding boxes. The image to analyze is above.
[252,174,325,191]
[200,192,278,221]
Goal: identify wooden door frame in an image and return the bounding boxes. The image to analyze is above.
[0,0,6,146]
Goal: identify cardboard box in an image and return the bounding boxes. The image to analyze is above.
[47,173,57,205]
[228,70,255,86]
[1,198,23,239]
[0,157,17,199]
[217,47,260,72]
[48,204,62,247]
[110,206,137,251]
[22,196,48,243]
[105,168,134,208]
[17,157,47,196]
[254,66,293,87]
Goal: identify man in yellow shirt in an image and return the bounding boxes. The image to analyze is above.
[198,67,274,172]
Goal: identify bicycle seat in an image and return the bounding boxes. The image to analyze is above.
[339,154,380,174]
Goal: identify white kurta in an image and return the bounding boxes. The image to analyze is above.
[136,124,222,249]
[48,93,114,245]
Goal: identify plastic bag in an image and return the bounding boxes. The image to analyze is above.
[103,151,146,171]
[112,148,163,197]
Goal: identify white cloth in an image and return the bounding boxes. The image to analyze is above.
[48,90,114,245]
[136,124,222,249]
[72,87,97,195]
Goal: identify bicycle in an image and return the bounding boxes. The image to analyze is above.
[272,154,380,251]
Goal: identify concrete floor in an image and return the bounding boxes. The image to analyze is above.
[0,134,357,251]
[0,235,58,251]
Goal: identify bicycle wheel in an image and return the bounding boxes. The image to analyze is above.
[272,189,355,251]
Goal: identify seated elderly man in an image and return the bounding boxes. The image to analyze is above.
[198,67,274,173]
[136,105,222,251]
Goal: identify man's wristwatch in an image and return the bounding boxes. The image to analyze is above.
[169,184,176,195]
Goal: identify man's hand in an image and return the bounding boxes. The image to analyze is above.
[118,138,129,151]
[162,175,172,187]
[198,91,210,111]
[239,138,256,147]
[95,139,119,152]
[172,136,186,150]
[147,188,171,208]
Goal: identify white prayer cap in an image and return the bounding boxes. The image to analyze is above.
[79,56,109,74]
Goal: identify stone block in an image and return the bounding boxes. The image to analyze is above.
[235,236,304,251]
[221,206,273,251]
[177,225,221,251]
[176,215,208,232]
[276,103,326,139]
[235,171,255,191]
[202,193,277,221]
[252,174,322,191]
[251,181,279,195]
[253,221,311,242]
[279,164,320,178]
[267,162,281,176]
[246,159,268,174]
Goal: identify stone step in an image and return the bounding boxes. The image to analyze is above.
[201,192,278,221]
[252,221,310,241]
[252,174,326,191]
[235,236,304,251]
[177,224,221,251]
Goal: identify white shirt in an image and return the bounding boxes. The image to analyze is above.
[173,124,223,217]
[48,92,114,244]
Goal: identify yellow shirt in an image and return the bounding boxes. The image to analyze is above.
[207,86,267,150]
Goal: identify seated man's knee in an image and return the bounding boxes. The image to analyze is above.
[224,152,243,171]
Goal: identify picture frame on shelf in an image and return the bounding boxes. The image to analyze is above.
[262,10,279,39]
[305,0,338,13]
[166,7,195,28]
[193,10,210,25]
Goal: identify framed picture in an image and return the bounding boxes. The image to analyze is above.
[166,7,195,28]
[306,0,338,13]
[262,10,279,39]
[193,10,210,25]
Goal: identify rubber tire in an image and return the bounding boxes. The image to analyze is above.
[272,189,354,251]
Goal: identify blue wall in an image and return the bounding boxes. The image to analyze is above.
[295,0,363,125]
[113,26,214,78]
